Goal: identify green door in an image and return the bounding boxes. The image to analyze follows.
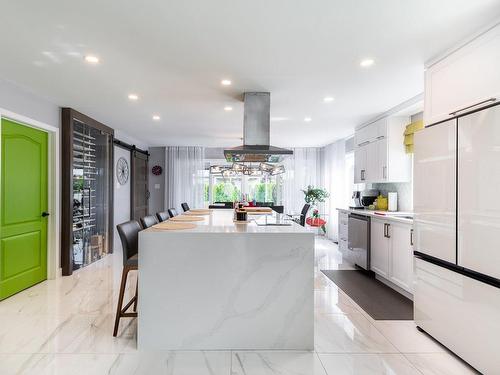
[0,119,48,300]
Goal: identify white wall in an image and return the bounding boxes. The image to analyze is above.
[113,146,131,253]
[148,147,165,214]
[0,79,60,128]
[0,79,61,277]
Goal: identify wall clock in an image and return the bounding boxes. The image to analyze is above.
[152,165,163,176]
[116,157,129,185]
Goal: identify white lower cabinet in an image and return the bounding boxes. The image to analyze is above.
[370,218,414,293]
[338,211,349,261]
[388,222,414,292]
[370,219,389,277]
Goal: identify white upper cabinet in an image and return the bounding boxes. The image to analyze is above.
[354,146,367,183]
[424,23,500,125]
[354,116,411,183]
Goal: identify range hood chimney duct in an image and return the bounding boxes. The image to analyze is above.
[223,92,293,163]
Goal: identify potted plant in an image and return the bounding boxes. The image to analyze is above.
[301,185,329,233]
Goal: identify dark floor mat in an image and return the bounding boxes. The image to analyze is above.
[321,270,413,320]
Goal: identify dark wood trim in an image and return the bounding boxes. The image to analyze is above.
[61,109,73,276]
[60,108,115,276]
[62,108,114,135]
[130,150,149,220]
[113,138,149,156]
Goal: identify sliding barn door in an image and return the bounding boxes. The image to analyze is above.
[131,150,149,221]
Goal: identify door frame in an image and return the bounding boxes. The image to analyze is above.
[0,108,60,280]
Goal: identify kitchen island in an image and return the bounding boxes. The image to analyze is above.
[138,209,314,350]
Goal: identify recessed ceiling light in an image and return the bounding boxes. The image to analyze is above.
[323,96,335,103]
[304,117,312,122]
[221,79,232,86]
[224,106,233,111]
[84,55,99,64]
[360,59,375,67]
[152,115,160,121]
[128,94,139,101]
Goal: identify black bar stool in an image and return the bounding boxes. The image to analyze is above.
[181,202,190,212]
[140,215,159,229]
[156,211,170,222]
[114,220,141,336]
[168,208,178,217]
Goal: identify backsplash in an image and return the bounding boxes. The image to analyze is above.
[370,182,413,212]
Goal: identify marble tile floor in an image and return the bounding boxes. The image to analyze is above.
[0,237,478,374]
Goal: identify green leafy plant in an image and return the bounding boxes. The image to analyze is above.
[301,185,329,206]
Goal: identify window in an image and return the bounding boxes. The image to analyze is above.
[206,162,282,204]
[211,175,242,202]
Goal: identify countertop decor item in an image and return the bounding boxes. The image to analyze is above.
[388,192,398,212]
[151,165,163,176]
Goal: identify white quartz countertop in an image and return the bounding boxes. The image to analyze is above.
[337,208,414,224]
[143,209,312,234]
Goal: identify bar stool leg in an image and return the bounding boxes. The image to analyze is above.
[113,267,129,337]
[133,279,138,312]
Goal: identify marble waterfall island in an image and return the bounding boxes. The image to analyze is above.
[138,209,314,350]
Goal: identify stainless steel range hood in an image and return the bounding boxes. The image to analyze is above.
[224,92,293,163]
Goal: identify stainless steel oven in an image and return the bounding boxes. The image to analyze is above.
[347,213,370,270]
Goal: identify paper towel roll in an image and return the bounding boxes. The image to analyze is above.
[388,192,398,212]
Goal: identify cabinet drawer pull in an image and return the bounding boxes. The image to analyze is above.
[358,140,370,146]
[361,170,365,180]
[376,135,385,140]
[410,229,414,246]
[386,223,391,238]
[382,166,387,179]
[449,98,496,116]
[383,223,387,238]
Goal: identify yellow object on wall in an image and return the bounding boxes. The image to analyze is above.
[403,120,424,153]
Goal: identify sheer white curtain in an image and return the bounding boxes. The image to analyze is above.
[282,148,321,214]
[321,140,347,241]
[165,146,205,212]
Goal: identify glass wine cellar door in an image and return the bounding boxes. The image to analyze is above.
[62,109,114,275]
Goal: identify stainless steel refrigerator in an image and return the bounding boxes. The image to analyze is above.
[413,101,500,373]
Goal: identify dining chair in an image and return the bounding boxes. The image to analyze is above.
[168,208,178,217]
[288,204,310,227]
[140,215,159,229]
[156,211,170,223]
[181,202,190,212]
[114,220,141,336]
[298,204,311,226]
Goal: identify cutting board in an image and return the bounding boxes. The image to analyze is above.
[152,222,197,230]
[170,215,205,222]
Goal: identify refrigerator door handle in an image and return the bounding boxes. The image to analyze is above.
[449,98,496,116]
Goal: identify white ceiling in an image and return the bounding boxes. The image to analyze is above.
[1,0,499,147]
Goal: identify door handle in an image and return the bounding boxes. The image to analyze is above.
[410,228,414,246]
[449,98,496,116]
[383,166,387,179]
[41,212,50,217]
[386,223,391,238]
[358,141,370,146]
[361,170,365,181]
[383,223,387,238]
